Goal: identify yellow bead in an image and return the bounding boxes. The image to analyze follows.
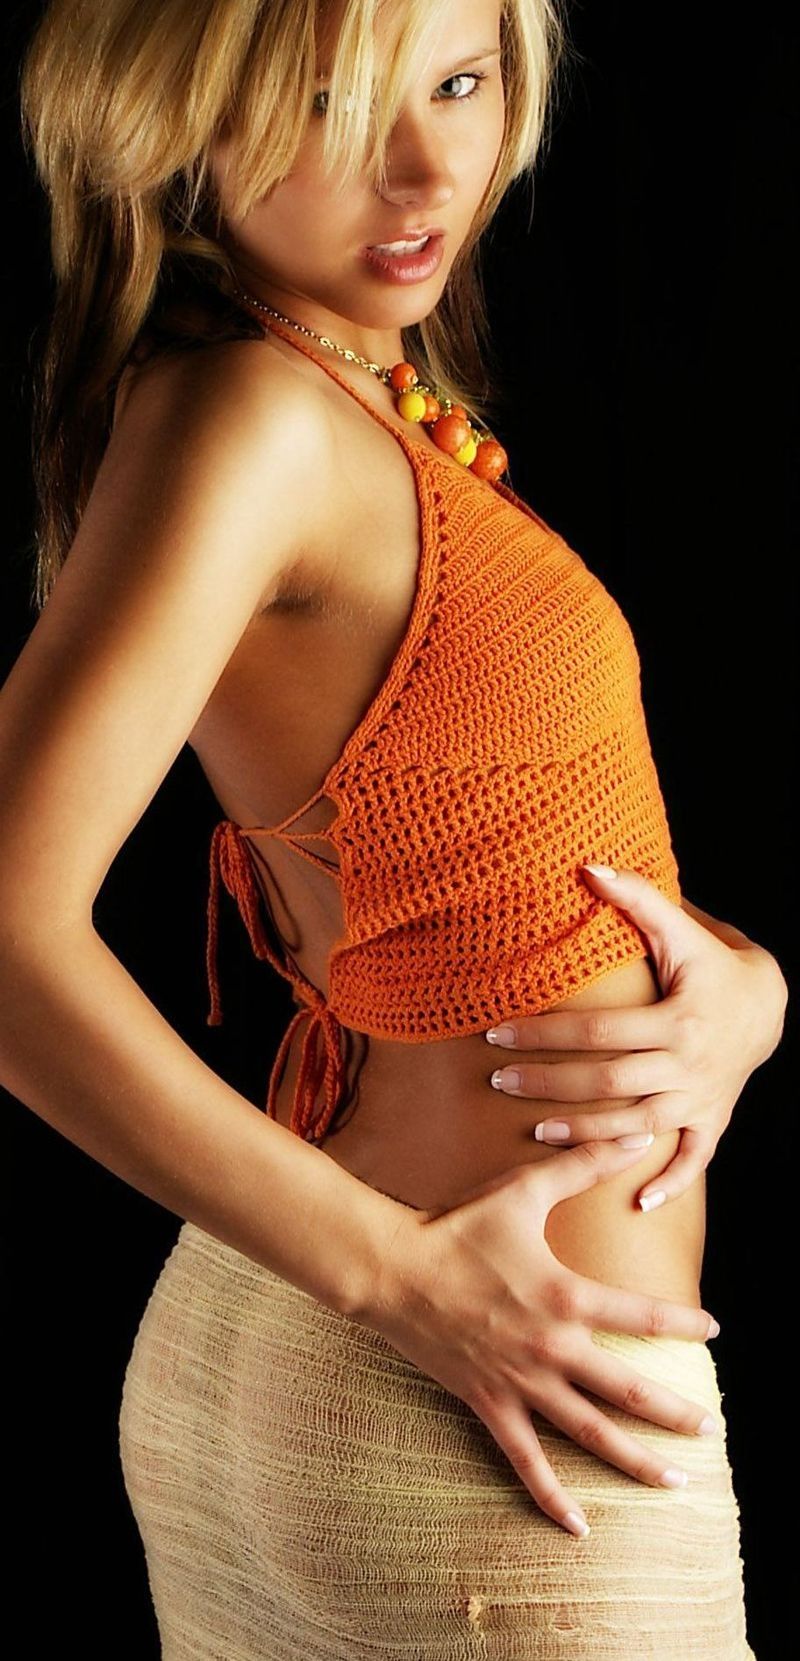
[396,389,429,424]
[454,433,478,466]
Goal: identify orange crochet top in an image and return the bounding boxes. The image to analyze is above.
[205,316,682,1145]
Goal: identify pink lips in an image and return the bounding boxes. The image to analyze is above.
[360,232,446,285]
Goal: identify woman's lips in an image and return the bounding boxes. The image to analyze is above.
[360,233,446,284]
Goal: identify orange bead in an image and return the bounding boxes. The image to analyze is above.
[431,411,472,456]
[422,393,441,422]
[469,438,508,482]
[450,404,468,420]
[389,361,419,393]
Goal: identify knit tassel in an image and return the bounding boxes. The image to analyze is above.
[206,821,282,1024]
[265,995,347,1143]
[205,818,346,1142]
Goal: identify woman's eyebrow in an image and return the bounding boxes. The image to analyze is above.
[446,47,502,71]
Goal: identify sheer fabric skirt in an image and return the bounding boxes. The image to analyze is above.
[118,1220,756,1659]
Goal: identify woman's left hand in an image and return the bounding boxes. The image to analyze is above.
[485,865,788,1211]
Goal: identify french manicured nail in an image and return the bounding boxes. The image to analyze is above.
[582,863,617,879]
[616,1133,655,1148]
[534,1120,571,1142]
[706,1316,721,1339]
[639,1189,666,1211]
[486,1025,516,1045]
[563,1511,591,1538]
[491,1068,521,1091]
[659,1469,689,1488]
[698,1415,718,1436]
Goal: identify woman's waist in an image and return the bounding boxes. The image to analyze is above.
[273,966,707,1307]
[321,1058,705,1305]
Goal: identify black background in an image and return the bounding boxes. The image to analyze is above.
[3,3,797,1656]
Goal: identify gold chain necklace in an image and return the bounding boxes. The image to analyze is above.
[232,283,509,482]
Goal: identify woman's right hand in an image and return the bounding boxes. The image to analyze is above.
[362,1138,718,1538]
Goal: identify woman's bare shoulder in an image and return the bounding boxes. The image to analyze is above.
[113,329,331,447]
[0,331,337,930]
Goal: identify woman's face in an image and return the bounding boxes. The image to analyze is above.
[209,0,505,361]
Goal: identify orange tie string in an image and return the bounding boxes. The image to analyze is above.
[205,819,347,1143]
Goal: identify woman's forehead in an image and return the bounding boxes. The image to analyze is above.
[314,0,502,80]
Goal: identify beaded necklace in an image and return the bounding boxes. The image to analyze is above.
[232,283,509,483]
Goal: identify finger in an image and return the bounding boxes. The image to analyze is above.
[636,1126,715,1212]
[579,865,700,983]
[535,1136,672,1212]
[565,1338,718,1439]
[527,1373,697,1493]
[563,1268,717,1344]
[486,1003,670,1054]
[473,1390,591,1537]
[490,1052,676,1103]
[533,1090,686,1146]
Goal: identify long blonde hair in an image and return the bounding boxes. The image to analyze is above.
[19,0,571,612]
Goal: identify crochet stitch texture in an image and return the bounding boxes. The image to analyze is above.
[205,318,682,1144]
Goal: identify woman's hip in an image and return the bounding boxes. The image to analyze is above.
[118,1220,755,1659]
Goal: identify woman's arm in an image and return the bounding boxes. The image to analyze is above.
[1,920,408,1316]
[0,340,402,1319]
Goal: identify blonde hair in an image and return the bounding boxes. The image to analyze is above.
[19,0,572,611]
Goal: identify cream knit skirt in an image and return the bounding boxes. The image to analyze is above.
[118,1219,756,1659]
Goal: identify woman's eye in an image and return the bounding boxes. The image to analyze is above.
[435,71,487,103]
[312,71,487,117]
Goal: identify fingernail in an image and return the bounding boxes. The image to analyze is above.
[486,1025,516,1045]
[534,1120,571,1142]
[563,1511,591,1538]
[582,863,617,879]
[698,1415,718,1436]
[639,1190,666,1212]
[616,1133,655,1148]
[490,1068,521,1091]
[706,1316,721,1339]
[659,1469,689,1488]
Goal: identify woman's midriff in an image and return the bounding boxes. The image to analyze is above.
[271,952,706,1308]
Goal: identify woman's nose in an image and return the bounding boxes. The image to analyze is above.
[372,114,456,207]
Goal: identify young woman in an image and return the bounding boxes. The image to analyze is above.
[5,0,785,1654]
